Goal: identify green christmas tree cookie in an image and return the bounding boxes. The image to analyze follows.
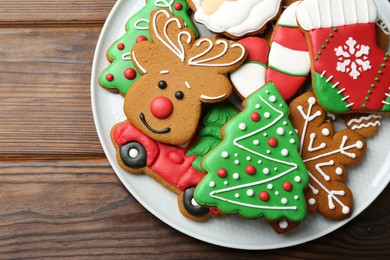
[194,82,309,222]
[99,0,198,95]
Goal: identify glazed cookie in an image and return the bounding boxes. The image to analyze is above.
[125,9,246,145]
[296,0,390,114]
[289,92,367,219]
[187,0,283,39]
[194,82,309,223]
[343,113,382,138]
[99,0,198,95]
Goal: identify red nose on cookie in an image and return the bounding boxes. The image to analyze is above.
[150,96,173,119]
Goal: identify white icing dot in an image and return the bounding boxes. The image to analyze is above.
[246,156,251,161]
[233,173,240,180]
[269,95,277,102]
[129,148,139,159]
[277,127,285,136]
[255,104,261,109]
[308,198,316,205]
[253,140,260,145]
[234,160,240,165]
[283,121,288,126]
[234,153,238,157]
[279,219,288,229]
[308,97,317,105]
[209,181,215,188]
[264,112,271,118]
[356,141,364,149]
[235,193,240,198]
[239,123,247,130]
[279,103,283,108]
[191,198,199,207]
[224,181,228,185]
[267,184,273,190]
[265,90,270,94]
[322,128,330,136]
[335,167,343,175]
[263,133,268,137]
[281,149,289,156]
[274,167,278,171]
[290,138,296,144]
[294,195,299,200]
[342,206,350,214]
[263,168,270,174]
[275,191,280,195]
[246,189,254,197]
[329,204,335,209]
[266,150,271,154]
[221,151,229,158]
[258,160,262,164]
[281,198,288,204]
[289,131,294,135]
[294,176,301,183]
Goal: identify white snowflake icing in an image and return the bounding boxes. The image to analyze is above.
[334,37,371,79]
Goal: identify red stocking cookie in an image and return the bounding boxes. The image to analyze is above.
[296,0,390,114]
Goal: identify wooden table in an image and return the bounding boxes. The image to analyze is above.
[0,1,388,258]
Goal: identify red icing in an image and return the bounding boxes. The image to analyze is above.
[272,26,308,52]
[245,165,256,175]
[217,168,227,178]
[310,23,390,111]
[117,43,125,50]
[266,68,307,100]
[150,96,173,119]
[259,191,270,201]
[105,74,114,82]
[268,137,278,147]
[283,181,293,191]
[168,151,185,164]
[238,37,269,65]
[124,68,137,80]
[136,35,148,43]
[251,112,260,122]
[174,3,183,10]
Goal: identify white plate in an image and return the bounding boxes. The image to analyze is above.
[91,0,390,250]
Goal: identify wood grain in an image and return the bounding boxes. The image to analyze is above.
[0,159,388,259]
[0,0,116,25]
[0,27,103,157]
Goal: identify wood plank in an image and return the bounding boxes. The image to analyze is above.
[0,0,116,25]
[0,27,105,156]
[0,159,388,258]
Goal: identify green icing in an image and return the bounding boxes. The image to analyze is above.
[194,82,308,221]
[313,72,350,113]
[187,102,239,172]
[99,0,198,94]
[381,95,390,112]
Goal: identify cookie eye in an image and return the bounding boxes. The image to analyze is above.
[175,91,184,100]
[158,80,167,89]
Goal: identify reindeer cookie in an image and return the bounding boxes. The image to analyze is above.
[125,9,246,145]
[187,0,282,39]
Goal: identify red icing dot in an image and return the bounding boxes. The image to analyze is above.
[150,96,173,119]
[174,3,183,10]
[268,138,278,147]
[283,181,293,191]
[105,74,114,82]
[217,168,227,178]
[259,191,270,201]
[245,165,256,175]
[251,112,260,122]
[136,35,148,43]
[117,43,125,50]
[124,68,137,80]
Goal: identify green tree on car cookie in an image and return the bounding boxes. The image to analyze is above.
[99,0,198,95]
[194,82,309,222]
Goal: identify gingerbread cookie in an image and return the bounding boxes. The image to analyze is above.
[194,82,309,223]
[296,0,390,114]
[99,0,198,95]
[343,113,382,138]
[125,9,246,145]
[187,0,283,39]
[289,92,367,220]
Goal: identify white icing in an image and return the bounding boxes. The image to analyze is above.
[279,219,289,229]
[193,0,282,37]
[129,148,139,159]
[132,51,147,73]
[315,160,335,181]
[267,184,273,190]
[253,140,260,145]
[308,198,316,205]
[247,189,255,197]
[235,193,240,198]
[191,198,199,207]
[281,198,288,204]
[351,121,381,130]
[290,138,296,144]
[281,149,289,156]
[296,0,378,30]
[269,95,277,103]
[221,151,229,158]
[234,160,240,165]
[268,42,311,75]
[239,123,247,130]
[278,1,300,26]
[297,98,322,154]
[233,173,240,180]
[246,156,251,161]
[200,93,227,101]
[184,81,191,89]
[347,114,381,126]
[230,62,266,98]
[322,128,330,136]
[160,70,170,74]
[335,167,343,175]
[209,181,216,187]
[264,112,271,118]
[263,168,270,174]
[308,133,326,152]
[294,176,302,183]
[134,18,149,30]
[277,127,285,136]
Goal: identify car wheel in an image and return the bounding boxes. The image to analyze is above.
[119,141,147,169]
[182,187,209,217]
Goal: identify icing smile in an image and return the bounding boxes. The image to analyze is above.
[139,113,171,134]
